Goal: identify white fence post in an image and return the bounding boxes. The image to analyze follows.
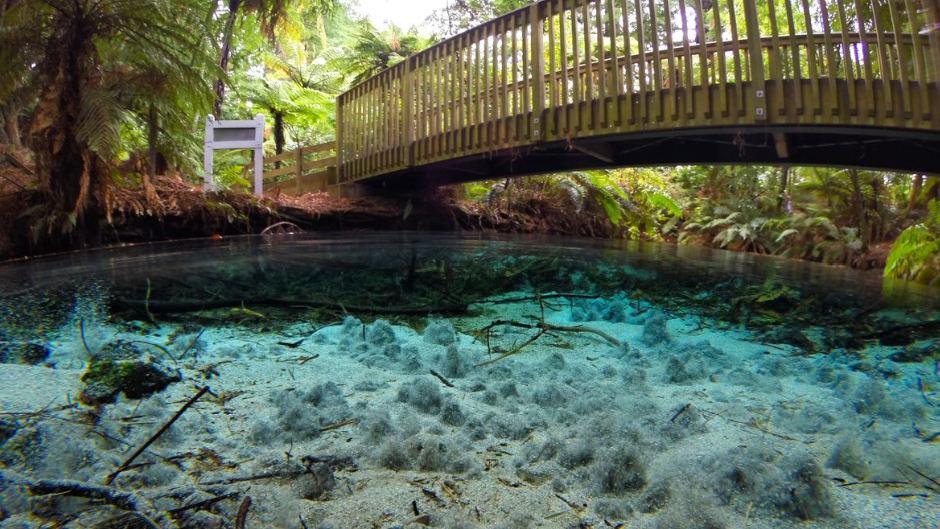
[204,116,215,191]
[203,113,266,196]
[253,114,264,196]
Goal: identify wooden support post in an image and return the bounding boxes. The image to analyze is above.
[927,1,940,86]
[773,132,789,159]
[336,94,345,182]
[570,141,616,163]
[402,58,415,166]
[742,0,767,123]
[203,117,214,191]
[529,2,545,142]
[295,147,304,194]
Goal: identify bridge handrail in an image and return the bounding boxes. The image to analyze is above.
[243,140,337,195]
[336,0,940,183]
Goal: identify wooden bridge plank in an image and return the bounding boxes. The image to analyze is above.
[472,29,481,150]
[677,0,694,119]
[648,0,663,123]
[835,0,857,116]
[516,13,532,141]
[819,0,840,118]
[483,22,492,150]
[853,0,874,119]
[711,0,727,119]
[619,0,634,125]
[571,3,583,132]
[767,0,785,117]
[797,0,819,118]
[605,0,622,127]
[692,0,707,116]
[327,0,939,189]
[582,0,593,131]
[500,17,510,145]
[904,0,929,120]
[634,0,647,123]
[783,0,803,117]
[530,2,546,142]
[726,0,744,116]
[560,0,570,135]
[661,0,678,122]
[596,0,609,128]
[510,14,519,143]
[887,0,912,119]
[743,0,767,122]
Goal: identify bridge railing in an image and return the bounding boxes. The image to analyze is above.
[243,141,337,195]
[337,0,940,183]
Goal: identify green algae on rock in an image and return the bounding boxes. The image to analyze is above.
[79,357,179,405]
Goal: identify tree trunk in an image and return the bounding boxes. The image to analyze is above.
[30,5,106,243]
[147,103,158,178]
[776,166,789,211]
[274,111,285,148]
[849,169,866,247]
[5,109,22,149]
[214,0,243,117]
[142,103,161,206]
[691,1,711,44]
[907,173,924,213]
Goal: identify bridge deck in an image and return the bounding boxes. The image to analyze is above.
[336,0,940,188]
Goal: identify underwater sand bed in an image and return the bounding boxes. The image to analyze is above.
[1,291,938,529]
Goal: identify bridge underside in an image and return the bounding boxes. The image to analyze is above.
[355,125,940,193]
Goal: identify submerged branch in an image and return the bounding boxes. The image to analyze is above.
[106,386,210,485]
[1,470,167,529]
[113,297,467,315]
[474,319,620,367]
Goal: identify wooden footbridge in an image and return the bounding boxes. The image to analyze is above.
[265,0,940,195]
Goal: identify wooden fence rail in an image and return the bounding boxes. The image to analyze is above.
[245,141,337,195]
[336,0,940,183]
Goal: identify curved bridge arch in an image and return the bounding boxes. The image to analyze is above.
[336,0,940,190]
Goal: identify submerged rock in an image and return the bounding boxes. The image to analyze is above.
[398,377,443,413]
[0,343,50,365]
[424,319,457,346]
[710,445,832,520]
[0,419,18,445]
[640,312,671,347]
[98,339,145,360]
[296,463,336,500]
[595,447,647,495]
[760,326,817,353]
[79,358,179,405]
[889,341,937,363]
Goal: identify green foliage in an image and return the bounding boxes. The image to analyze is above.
[885,201,940,285]
[343,23,430,84]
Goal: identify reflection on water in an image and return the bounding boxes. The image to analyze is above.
[0,232,937,528]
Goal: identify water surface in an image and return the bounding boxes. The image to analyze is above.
[0,232,937,529]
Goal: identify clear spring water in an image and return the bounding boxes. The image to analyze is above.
[0,232,937,529]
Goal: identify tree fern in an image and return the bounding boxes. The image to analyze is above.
[885,201,940,284]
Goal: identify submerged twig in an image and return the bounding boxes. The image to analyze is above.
[2,470,166,529]
[473,319,619,367]
[701,409,799,442]
[79,318,94,357]
[179,329,206,361]
[670,403,692,423]
[114,297,467,315]
[234,496,252,529]
[167,491,239,516]
[320,418,358,433]
[482,293,600,304]
[429,369,455,387]
[106,386,210,485]
[126,340,178,369]
[144,278,156,324]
